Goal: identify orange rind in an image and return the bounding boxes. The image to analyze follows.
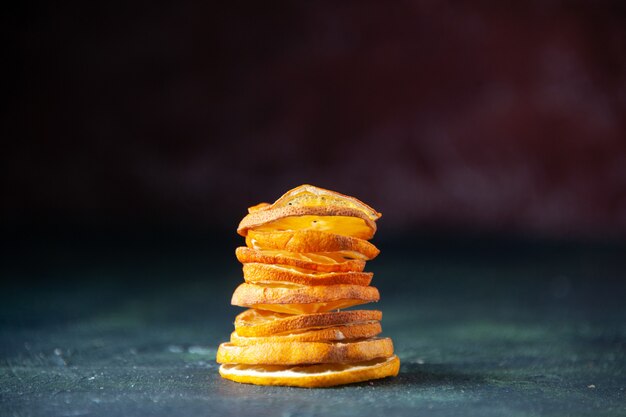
[247,202,271,213]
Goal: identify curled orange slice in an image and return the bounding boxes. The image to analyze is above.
[230,321,382,345]
[231,283,380,314]
[270,185,381,219]
[237,207,377,239]
[234,309,383,337]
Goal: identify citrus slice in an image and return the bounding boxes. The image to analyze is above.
[219,355,400,388]
[230,321,382,345]
[216,338,394,365]
[235,247,366,273]
[251,214,376,240]
[243,263,373,286]
[234,309,383,337]
[246,230,379,260]
[231,283,380,314]
[237,206,377,239]
[271,185,381,220]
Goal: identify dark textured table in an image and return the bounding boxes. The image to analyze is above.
[1,234,625,416]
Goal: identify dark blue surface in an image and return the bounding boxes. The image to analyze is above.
[1,236,625,416]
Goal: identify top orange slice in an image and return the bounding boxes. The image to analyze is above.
[248,185,381,220]
[237,185,381,238]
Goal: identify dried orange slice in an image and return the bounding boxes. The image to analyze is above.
[270,185,381,219]
[240,185,380,219]
[230,285,379,314]
[230,321,382,345]
[234,309,383,337]
[237,207,377,239]
[242,263,373,286]
[246,229,379,260]
[235,247,366,273]
[231,283,380,314]
[251,213,376,240]
[216,338,394,365]
[219,355,400,388]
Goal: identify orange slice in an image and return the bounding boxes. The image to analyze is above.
[231,283,380,314]
[234,309,383,337]
[230,321,382,345]
[219,355,400,388]
[237,206,377,239]
[216,338,394,365]
[251,214,376,240]
[270,185,381,219]
[235,247,366,273]
[246,229,379,260]
[242,263,373,286]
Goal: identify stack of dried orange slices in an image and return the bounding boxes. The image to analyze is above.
[216,184,400,387]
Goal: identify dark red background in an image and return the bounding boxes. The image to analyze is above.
[4,1,626,238]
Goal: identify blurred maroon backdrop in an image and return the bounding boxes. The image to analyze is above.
[4,1,626,238]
